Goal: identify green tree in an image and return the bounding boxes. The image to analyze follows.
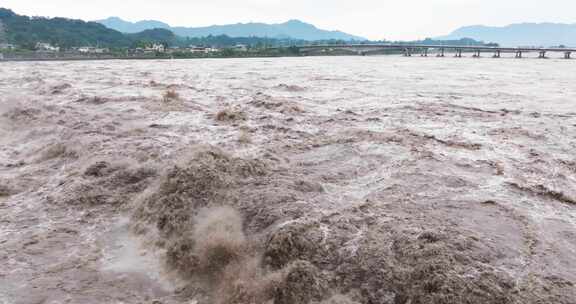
[0,20,6,43]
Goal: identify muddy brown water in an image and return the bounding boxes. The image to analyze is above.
[1,56,575,304]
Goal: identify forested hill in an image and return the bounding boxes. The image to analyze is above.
[127,28,177,46]
[0,8,133,48]
[0,8,182,49]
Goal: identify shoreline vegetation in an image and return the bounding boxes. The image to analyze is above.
[3,47,301,61]
[0,47,494,62]
[0,51,379,62]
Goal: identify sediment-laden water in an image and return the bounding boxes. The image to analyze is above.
[1,56,575,304]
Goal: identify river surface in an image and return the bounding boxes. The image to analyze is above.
[1,56,575,303]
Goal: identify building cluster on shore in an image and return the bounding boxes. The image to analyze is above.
[0,41,249,55]
[0,42,15,50]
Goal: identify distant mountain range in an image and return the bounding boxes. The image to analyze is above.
[95,17,171,34]
[96,17,366,41]
[438,23,576,47]
[6,6,573,50]
[1,8,370,50]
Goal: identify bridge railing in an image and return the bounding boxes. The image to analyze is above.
[295,44,576,53]
[289,44,576,58]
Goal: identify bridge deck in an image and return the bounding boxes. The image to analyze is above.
[296,44,576,53]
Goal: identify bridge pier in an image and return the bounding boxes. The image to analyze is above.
[515,50,523,58]
[565,52,572,59]
[437,48,445,57]
[421,48,428,57]
[538,51,547,58]
[403,48,412,57]
[493,50,501,58]
[454,49,462,58]
[472,50,481,58]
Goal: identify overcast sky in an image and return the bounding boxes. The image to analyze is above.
[1,0,575,40]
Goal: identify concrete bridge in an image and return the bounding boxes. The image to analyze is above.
[292,44,576,59]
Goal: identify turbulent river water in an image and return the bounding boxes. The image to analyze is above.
[1,56,576,304]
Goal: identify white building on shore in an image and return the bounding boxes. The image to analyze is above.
[0,43,15,50]
[189,46,219,54]
[76,46,109,54]
[36,42,60,52]
[234,44,248,51]
[146,44,165,53]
